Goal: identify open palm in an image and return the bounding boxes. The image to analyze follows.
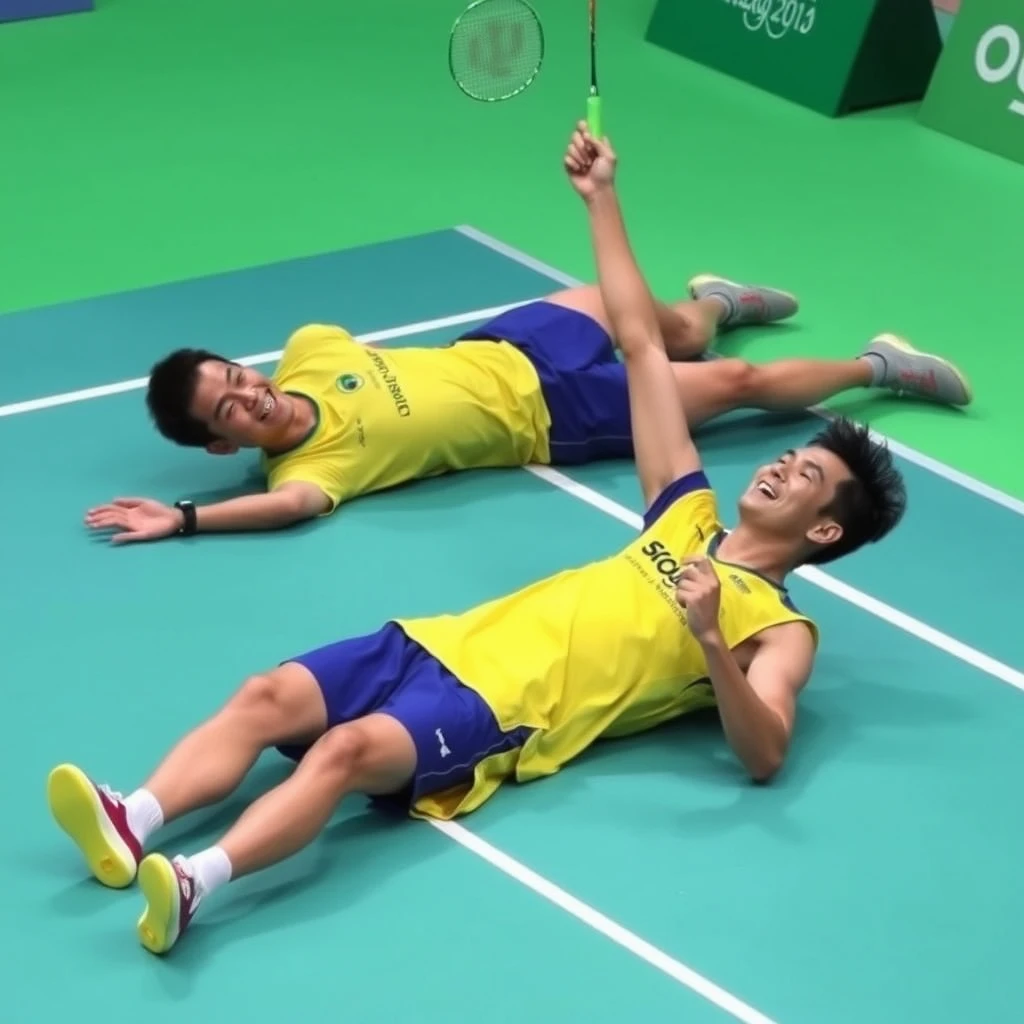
[84,497,182,544]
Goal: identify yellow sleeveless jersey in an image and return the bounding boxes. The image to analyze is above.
[396,472,818,819]
[261,324,551,509]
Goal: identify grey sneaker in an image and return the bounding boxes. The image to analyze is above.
[688,273,799,329]
[864,333,972,407]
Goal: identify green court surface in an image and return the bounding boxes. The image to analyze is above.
[2,0,1024,497]
[2,229,1023,1024]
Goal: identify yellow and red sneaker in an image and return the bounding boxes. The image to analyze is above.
[47,764,143,889]
[136,853,202,955]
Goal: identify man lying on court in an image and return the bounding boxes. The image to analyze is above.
[84,194,962,545]
[49,123,908,955]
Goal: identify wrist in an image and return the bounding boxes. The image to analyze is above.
[696,627,726,652]
[584,184,616,208]
[174,500,197,536]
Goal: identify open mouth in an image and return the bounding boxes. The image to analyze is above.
[259,390,275,421]
[756,480,778,500]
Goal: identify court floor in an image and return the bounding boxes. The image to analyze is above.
[2,228,1022,1024]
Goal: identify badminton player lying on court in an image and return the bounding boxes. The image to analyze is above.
[49,123,909,955]
[84,222,964,545]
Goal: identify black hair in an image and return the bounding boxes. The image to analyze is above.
[802,417,907,565]
[145,348,229,447]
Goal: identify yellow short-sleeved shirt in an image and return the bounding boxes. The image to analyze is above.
[261,324,552,509]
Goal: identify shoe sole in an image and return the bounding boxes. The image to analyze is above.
[47,764,137,889]
[137,855,180,955]
[872,332,973,406]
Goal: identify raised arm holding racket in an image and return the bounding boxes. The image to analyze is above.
[449,0,603,138]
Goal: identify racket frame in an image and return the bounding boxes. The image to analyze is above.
[448,0,545,103]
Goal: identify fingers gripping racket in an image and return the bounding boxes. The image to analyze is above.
[449,0,544,103]
[587,0,602,139]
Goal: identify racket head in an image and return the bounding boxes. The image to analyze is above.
[449,0,544,103]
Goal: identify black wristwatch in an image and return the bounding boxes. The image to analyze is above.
[174,500,198,536]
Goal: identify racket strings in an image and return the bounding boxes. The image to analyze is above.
[450,0,543,102]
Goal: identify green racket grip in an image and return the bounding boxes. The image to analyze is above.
[587,95,603,141]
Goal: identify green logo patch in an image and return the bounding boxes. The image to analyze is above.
[336,373,364,393]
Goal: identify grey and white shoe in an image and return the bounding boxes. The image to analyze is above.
[863,333,972,407]
[688,273,799,330]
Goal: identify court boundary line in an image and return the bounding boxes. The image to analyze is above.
[0,302,534,418]
[454,224,1024,519]
[430,819,778,1024]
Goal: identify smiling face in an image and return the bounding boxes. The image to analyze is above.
[187,359,298,453]
[738,445,856,554]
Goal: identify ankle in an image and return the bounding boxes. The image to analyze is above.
[858,352,886,387]
[184,846,233,899]
[124,789,164,846]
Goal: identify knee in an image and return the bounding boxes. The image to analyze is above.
[669,313,714,359]
[303,724,372,781]
[225,671,303,734]
[714,358,759,401]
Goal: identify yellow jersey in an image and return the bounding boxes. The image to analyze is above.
[262,324,551,510]
[396,472,818,819]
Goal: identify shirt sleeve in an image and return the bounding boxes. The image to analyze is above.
[642,470,712,531]
[267,453,347,515]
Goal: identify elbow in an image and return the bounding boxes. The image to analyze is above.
[748,761,781,785]
[745,749,785,785]
[278,493,317,526]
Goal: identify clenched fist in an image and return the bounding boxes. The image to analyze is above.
[675,555,722,644]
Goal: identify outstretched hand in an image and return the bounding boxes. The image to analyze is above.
[564,120,617,200]
[85,497,183,544]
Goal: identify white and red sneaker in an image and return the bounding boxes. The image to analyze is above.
[46,763,143,889]
[136,853,202,955]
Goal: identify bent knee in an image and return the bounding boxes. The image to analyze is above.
[303,723,374,778]
[713,358,758,401]
[225,666,326,740]
[302,717,418,794]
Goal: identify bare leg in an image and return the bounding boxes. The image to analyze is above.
[544,273,800,361]
[673,357,874,428]
[134,715,417,953]
[218,714,416,876]
[544,284,726,360]
[46,663,329,889]
[673,336,973,428]
[142,664,329,824]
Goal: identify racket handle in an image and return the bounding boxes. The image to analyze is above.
[587,95,603,140]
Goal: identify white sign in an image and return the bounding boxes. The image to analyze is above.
[974,24,1024,115]
[722,0,817,39]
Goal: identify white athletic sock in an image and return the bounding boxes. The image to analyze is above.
[185,846,233,899]
[123,789,164,845]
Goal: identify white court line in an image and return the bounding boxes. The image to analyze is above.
[431,819,779,1024]
[455,224,1024,519]
[0,302,535,418]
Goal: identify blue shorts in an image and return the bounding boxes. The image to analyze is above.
[458,301,633,465]
[279,622,532,807]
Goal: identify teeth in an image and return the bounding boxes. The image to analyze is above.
[262,392,273,418]
[758,482,776,498]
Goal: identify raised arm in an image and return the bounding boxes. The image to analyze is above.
[564,124,701,507]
